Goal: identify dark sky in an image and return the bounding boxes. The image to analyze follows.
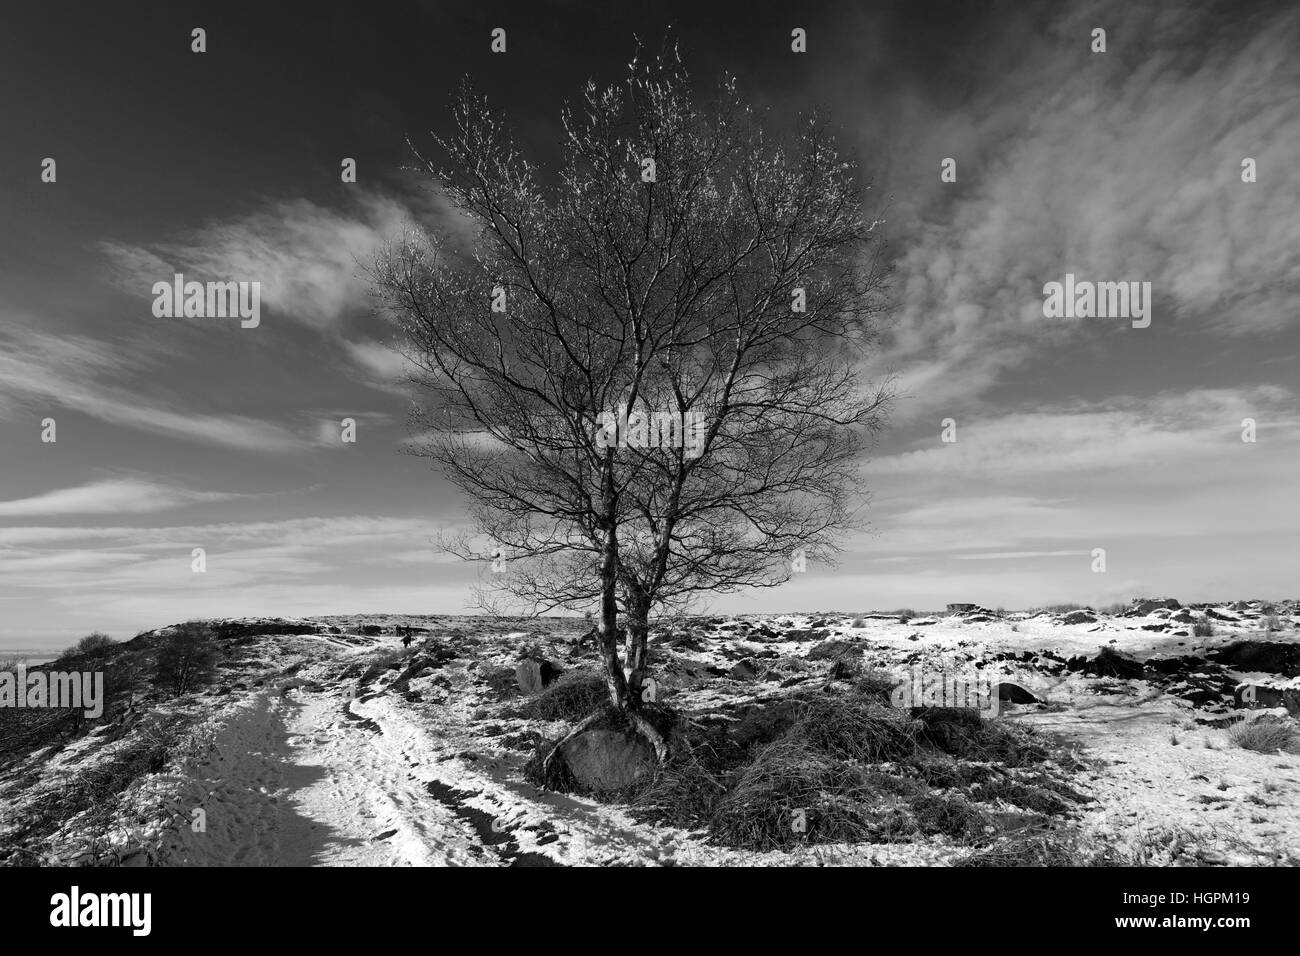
[2,0,1298,647]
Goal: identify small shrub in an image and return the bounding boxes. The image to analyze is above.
[517,669,608,720]
[709,737,887,849]
[794,695,919,762]
[1192,618,1215,638]
[908,792,992,842]
[853,669,898,703]
[57,632,117,660]
[828,655,861,681]
[1228,716,1300,754]
[912,707,1058,767]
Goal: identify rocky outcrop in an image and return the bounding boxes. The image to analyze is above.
[559,729,654,792]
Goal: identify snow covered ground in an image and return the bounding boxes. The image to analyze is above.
[2,601,1298,866]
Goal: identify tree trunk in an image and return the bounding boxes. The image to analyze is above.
[622,592,651,703]
[596,527,628,711]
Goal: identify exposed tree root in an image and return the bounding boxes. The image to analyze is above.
[538,710,605,783]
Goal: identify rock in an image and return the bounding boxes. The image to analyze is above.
[1133,597,1181,613]
[515,660,544,694]
[515,658,562,695]
[1072,647,1143,679]
[1061,610,1097,625]
[559,729,654,792]
[729,659,760,680]
[828,657,860,680]
[1210,641,1300,677]
[1144,655,1210,677]
[995,681,1041,704]
[781,628,828,642]
[1235,683,1300,715]
[806,639,860,661]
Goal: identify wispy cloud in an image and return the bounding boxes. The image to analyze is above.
[0,477,244,517]
[0,325,311,451]
[866,386,1299,479]
[873,0,1300,418]
[98,192,452,330]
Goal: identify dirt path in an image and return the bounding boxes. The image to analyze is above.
[165,676,490,866]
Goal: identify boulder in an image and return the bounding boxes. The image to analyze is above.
[729,659,761,681]
[1210,641,1300,677]
[1133,597,1181,614]
[559,729,654,792]
[1235,683,1300,715]
[515,658,562,695]
[1069,647,1144,679]
[1061,610,1097,625]
[117,848,151,867]
[1144,655,1207,677]
[995,681,1041,704]
[806,639,861,661]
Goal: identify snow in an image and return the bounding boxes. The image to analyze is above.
[3,602,1298,866]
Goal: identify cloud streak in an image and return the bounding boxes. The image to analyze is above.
[0,477,243,517]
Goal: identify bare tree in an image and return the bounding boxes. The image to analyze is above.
[372,48,891,760]
[153,624,218,697]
